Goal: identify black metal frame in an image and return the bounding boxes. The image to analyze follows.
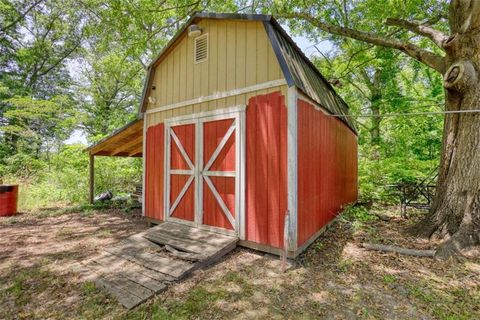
[392,167,438,217]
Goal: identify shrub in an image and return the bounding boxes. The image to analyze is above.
[4,144,141,210]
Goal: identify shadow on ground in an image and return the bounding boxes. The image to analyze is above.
[0,206,479,319]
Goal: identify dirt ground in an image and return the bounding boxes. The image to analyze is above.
[0,205,479,319]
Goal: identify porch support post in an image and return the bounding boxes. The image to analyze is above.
[89,154,95,204]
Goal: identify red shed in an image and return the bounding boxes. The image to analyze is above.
[88,13,358,258]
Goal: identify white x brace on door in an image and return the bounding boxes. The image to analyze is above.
[164,106,245,238]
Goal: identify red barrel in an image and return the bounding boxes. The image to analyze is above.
[0,185,19,217]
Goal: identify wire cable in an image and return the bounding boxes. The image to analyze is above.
[330,109,480,118]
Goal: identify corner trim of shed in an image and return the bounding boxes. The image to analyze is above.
[286,86,298,252]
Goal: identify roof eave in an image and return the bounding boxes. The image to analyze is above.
[85,118,143,152]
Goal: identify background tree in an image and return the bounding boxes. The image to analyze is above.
[0,0,245,202]
[270,0,478,256]
[74,0,209,139]
[0,0,85,174]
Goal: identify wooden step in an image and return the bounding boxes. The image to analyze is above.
[74,221,238,309]
[143,222,237,259]
[105,244,196,279]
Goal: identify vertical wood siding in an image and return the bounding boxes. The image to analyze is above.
[145,20,282,118]
[202,119,236,230]
[145,123,165,220]
[246,91,288,248]
[170,124,196,222]
[297,99,358,247]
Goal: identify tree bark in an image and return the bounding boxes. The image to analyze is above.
[419,62,480,257]
[370,70,383,148]
[416,0,480,257]
[279,0,480,256]
[359,67,383,151]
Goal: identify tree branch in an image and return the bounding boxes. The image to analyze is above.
[0,0,46,33]
[362,243,436,257]
[281,12,446,74]
[385,18,448,50]
[31,37,83,84]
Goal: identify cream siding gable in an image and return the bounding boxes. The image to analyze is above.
[145,19,284,127]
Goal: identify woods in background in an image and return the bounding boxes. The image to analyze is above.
[0,0,236,205]
[1,1,445,217]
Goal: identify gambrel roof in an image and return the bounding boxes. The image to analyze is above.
[139,12,356,132]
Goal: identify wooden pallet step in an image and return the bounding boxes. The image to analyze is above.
[165,245,203,262]
[96,252,175,282]
[115,234,163,251]
[105,246,195,279]
[101,272,153,301]
[73,221,238,309]
[95,275,146,309]
[143,232,216,257]
[197,239,238,269]
[72,262,147,309]
[149,222,235,245]
[88,253,168,293]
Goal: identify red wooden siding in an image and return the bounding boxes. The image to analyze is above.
[246,91,288,248]
[297,99,358,247]
[145,123,164,220]
[170,124,195,222]
[203,119,236,230]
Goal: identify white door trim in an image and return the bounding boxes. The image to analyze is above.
[203,171,235,177]
[165,104,246,124]
[164,107,246,239]
[165,123,196,219]
[169,175,194,216]
[170,130,195,170]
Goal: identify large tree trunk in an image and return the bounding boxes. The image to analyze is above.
[359,67,383,158]
[418,0,480,257]
[281,0,480,257]
[423,79,480,257]
[370,69,382,148]
[369,93,381,160]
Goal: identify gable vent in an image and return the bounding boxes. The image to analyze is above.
[194,34,208,64]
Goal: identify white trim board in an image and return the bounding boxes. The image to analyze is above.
[163,109,246,239]
[141,117,147,216]
[286,86,298,252]
[297,91,332,117]
[146,79,286,115]
[164,105,246,124]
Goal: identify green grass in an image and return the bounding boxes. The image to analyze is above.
[27,202,107,217]
[342,205,378,223]
[25,200,139,218]
[3,265,52,308]
[0,263,117,319]
[405,280,480,319]
[337,259,354,273]
[125,271,257,319]
[382,274,397,285]
[2,205,478,320]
